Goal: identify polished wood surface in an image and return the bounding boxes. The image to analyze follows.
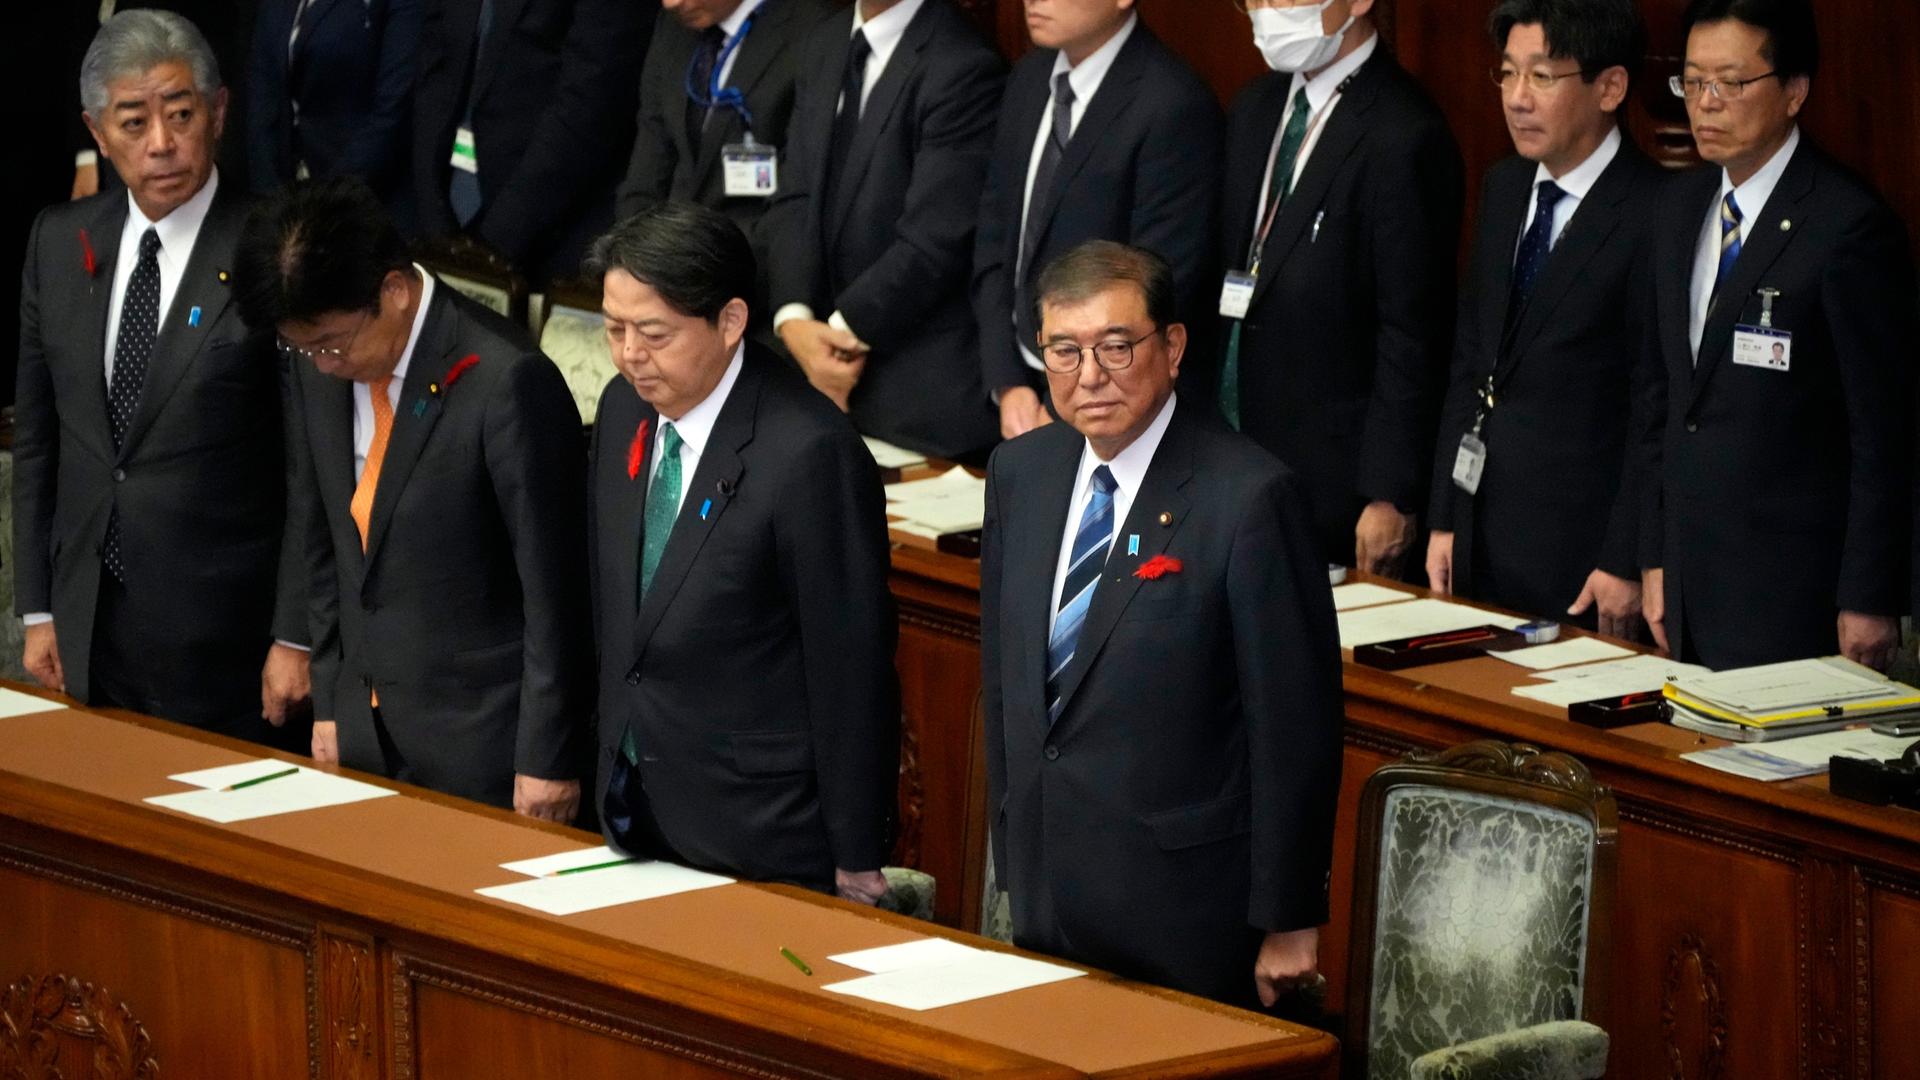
[885,548,1920,1078]
[0,690,1334,1079]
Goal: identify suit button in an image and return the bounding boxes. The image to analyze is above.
[624,670,641,686]
[1686,421,1699,433]
[1043,746,1059,761]
[111,468,126,482]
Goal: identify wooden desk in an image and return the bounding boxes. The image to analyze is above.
[0,692,1334,1079]
[886,553,1920,1079]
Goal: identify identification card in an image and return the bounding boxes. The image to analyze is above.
[722,142,778,198]
[1451,432,1487,495]
[1218,272,1256,320]
[1732,324,1791,371]
[449,126,478,174]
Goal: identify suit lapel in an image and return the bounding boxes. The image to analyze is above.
[309,371,363,576]
[1689,148,1815,409]
[291,0,349,69]
[1010,430,1082,723]
[80,198,127,456]
[470,0,529,104]
[1027,37,1147,262]
[1501,149,1636,368]
[690,0,792,188]
[1477,162,1529,365]
[804,11,854,239]
[829,9,926,236]
[1224,79,1292,268]
[362,291,460,571]
[117,189,243,462]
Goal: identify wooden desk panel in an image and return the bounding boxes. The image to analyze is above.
[0,694,1334,1079]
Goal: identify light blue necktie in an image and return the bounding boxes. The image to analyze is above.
[1045,466,1116,725]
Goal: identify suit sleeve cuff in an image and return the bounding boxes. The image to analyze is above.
[827,310,869,350]
[21,613,52,627]
[273,639,312,653]
[772,303,815,333]
[75,150,97,169]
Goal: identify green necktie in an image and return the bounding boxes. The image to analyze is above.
[1221,86,1312,431]
[639,421,684,599]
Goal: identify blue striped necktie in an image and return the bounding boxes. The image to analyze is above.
[1046,465,1116,725]
[1711,191,1742,302]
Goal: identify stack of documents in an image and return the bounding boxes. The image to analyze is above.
[1509,654,1710,707]
[1330,582,1415,611]
[884,466,987,539]
[0,687,64,719]
[862,436,928,472]
[1664,657,1920,742]
[1683,727,1919,781]
[144,759,396,823]
[475,845,733,916]
[822,938,1083,1011]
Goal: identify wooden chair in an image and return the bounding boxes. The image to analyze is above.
[1344,740,1617,1080]
[413,236,529,327]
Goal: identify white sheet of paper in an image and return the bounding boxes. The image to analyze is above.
[1533,654,1709,682]
[863,437,927,471]
[821,952,1084,1011]
[0,688,64,719]
[499,845,634,878]
[888,519,945,540]
[1330,582,1416,611]
[1489,638,1635,671]
[1511,668,1690,706]
[1671,657,1897,713]
[1337,598,1528,649]
[167,758,312,789]
[1683,729,1917,781]
[829,938,986,975]
[474,861,733,916]
[884,466,980,503]
[889,497,985,533]
[144,768,396,824]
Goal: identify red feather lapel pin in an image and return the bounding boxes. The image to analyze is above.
[79,228,98,278]
[1133,554,1183,581]
[627,418,651,480]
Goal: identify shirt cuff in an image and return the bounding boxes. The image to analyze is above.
[827,310,869,351]
[274,639,312,653]
[21,613,52,626]
[75,150,98,169]
[772,303,815,333]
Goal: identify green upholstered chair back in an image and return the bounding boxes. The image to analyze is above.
[1345,741,1617,1080]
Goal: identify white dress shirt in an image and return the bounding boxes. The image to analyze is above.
[1516,124,1620,256]
[102,169,220,385]
[714,0,765,90]
[353,267,436,481]
[651,343,747,517]
[1246,31,1377,241]
[1689,125,1799,358]
[1047,392,1177,631]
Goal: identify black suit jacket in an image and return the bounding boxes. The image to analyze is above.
[1220,47,1462,565]
[763,0,1003,459]
[287,284,593,806]
[13,184,304,721]
[617,1,834,266]
[1643,140,1915,669]
[247,0,422,207]
[979,401,1343,1008]
[589,347,899,890]
[1427,141,1666,620]
[412,0,651,279]
[973,22,1221,397]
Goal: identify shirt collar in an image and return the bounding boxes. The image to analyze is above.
[662,342,746,459]
[129,166,219,253]
[1075,391,1177,498]
[387,264,436,388]
[719,0,760,41]
[1051,11,1138,102]
[853,0,923,67]
[1531,124,1621,200]
[1720,125,1800,223]
[1292,29,1376,113]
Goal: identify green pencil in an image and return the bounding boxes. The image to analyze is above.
[553,857,640,877]
[779,947,813,976]
[224,767,298,791]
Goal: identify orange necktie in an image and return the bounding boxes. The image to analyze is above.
[350,376,394,550]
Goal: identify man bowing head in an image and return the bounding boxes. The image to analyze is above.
[587,202,900,901]
[980,240,1343,1009]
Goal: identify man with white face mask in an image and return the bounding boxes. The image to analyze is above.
[1215,0,1463,580]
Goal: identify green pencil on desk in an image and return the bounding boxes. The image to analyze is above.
[780,947,812,976]
[552,857,640,877]
[224,767,298,791]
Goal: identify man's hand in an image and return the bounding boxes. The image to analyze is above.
[780,318,867,411]
[997,386,1052,440]
[1354,501,1416,577]
[514,775,581,824]
[23,622,64,692]
[259,644,312,727]
[311,720,340,764]
[1425,531,1455,595]
[1253,927,1320,1008]
[1568,569,1644,641]
[71,162,99,201]
[1838,611,1901,672]
[834,867,890,906]
[1641,568,1668,655]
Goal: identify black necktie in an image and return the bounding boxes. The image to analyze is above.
[686,26,728,154]
[1506,180,1566,329]
[103,227,162,582]
[1019,71,1075,278]
[821,29,873,219]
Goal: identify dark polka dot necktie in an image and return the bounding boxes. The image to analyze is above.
[103,226,161,582]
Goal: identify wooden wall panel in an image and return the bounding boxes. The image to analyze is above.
[409,984,737,1080]
[1870,882,1920,1078]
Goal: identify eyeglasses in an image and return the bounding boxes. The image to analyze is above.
[1491,66,1592,92]
[1669,71,1779,101]
[1041,329,1159,374]
[278,310,371,363]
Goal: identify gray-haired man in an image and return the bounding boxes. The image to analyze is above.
[14,10,311,748]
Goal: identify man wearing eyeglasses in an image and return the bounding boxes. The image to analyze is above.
[1639,0,1916,670]
[1424,0,1666,635]
[980,240,1342,1010]
[237,177,593,820]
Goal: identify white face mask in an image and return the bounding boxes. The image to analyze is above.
[1250,1,1354,74]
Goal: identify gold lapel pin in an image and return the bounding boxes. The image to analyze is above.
[1779,219,1792,232]
[1158,511,1173,526]
[217,269,231,283]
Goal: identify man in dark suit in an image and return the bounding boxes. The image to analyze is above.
[238,178,593,817]
[763,0,1003,459]
[1425,0,1665,634]
[616,0,833,276]
[1217,0,1462,576]
[1641,0,1914,670]
[16,10,309,748]
[980,241,1343,1009]
[412,0,650,283]
[974,0,1221,441]
[246,0,423,221]
[588,203,899,900]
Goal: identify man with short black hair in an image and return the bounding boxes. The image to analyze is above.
[980,239,1341,1009]
[1640,0,1915,668]
[1425,0,1666,634]
[238,177,593,817]
[586,202,899,901]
